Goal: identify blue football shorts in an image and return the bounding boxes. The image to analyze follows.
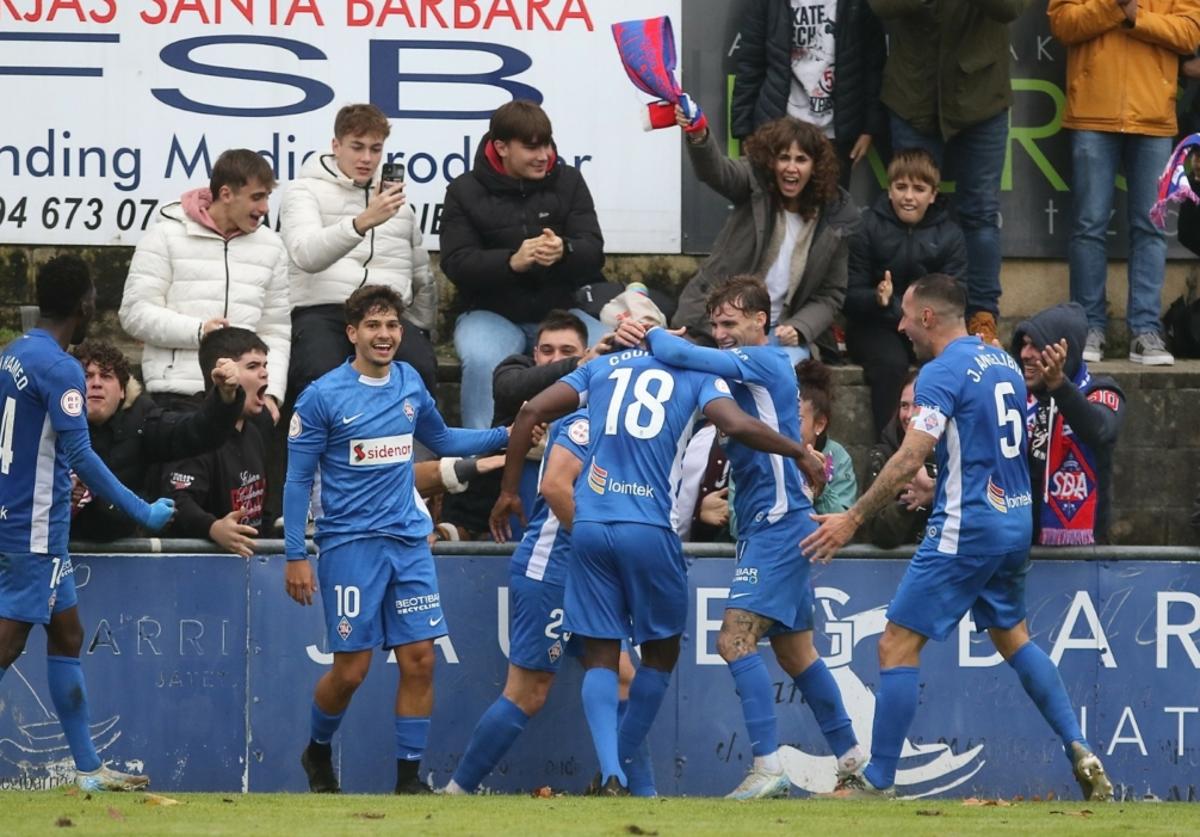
[887,547,1030,642]
[726,511,815,634]
[0,552,78,625]
[565,521,686,646]
[508,572,583,673]
[316,535,445,653]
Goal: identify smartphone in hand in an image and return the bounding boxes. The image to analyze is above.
[380,161,404,188]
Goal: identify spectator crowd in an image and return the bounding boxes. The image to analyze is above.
[37,0,1200,553]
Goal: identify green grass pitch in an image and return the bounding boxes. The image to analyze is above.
[1,792,1196,836]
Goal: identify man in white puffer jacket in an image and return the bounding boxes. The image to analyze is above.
[119,149,291,418]
[280,103,438,396]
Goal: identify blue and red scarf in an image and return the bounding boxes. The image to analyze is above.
[1025,363,1100,545]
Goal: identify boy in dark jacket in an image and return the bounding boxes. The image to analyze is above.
[162,328,275,556]
[1010,303,1124,546]
[70,340,243,542]
[844,149,967,437]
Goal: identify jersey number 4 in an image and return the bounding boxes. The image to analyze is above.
[993,382,1021,459]
[0,397,15,475]
[605,368,674,439]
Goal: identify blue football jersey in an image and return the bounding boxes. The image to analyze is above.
[644,330,810,535]
[288,361,508,552]
[560,350,731,528]
[910,336,1033,555]
[0,330,89,555]
[509,409,590,586]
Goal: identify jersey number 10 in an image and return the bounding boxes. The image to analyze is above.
[605,368,675,440]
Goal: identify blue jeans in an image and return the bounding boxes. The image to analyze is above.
[454,308,606,428]
[1067,130,1171,335]
[889,109,1008,317]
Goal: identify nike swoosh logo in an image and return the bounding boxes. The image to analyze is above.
[342,413,364,425]
[730,593,750,599]
[404,753,422,760]
[428,615,443,627]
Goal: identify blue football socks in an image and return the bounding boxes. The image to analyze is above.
[863,666,919,790]
[729,654,779,757]
[310,702,345,746]
[619,668,669,796]
[793,658,858,758]
[1009,642,1087,755]
[452,697,530,792]
[46,656,101,773]
[395,716,431,763]
[581,667,626,787]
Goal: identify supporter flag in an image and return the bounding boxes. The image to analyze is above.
[1151,132,1200,229]
[611,16,707,134]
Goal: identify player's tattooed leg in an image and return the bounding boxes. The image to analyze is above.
[717,608,774,662]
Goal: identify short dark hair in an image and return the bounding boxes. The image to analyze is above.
[334,103,390,140]
[210,149,276,197]
[535,310,587,348]
[73,339,131,389]
[743,117,839,220]
[489,100,553,145]
[37,255,93,320]
[796,359,835,429]
[345,284,405,327]
[705,275,771,334]
[198,327,268,387]
[910,273,966,319]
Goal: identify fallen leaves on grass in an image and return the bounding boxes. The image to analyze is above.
[352,812,385,820]
[54,817,73,828]
[142,793,180,806]
[625,827,658,836]
[916,810,942,816]
[1049,810,1093,817]
[107,807,125,821]
[531,786,554,798]
[962,798,1012,807]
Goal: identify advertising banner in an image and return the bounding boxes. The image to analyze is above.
[2,554,1197,800]
[0,0,681,251]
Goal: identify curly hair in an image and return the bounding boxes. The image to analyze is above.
[73,339,131,389]
[743,117,839,220]
[796,358,835,431]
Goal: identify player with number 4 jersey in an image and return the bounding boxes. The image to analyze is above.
[802,275,1114,802]
[492,334,814,796]
[0,257,175,793]
[283,285,507,796]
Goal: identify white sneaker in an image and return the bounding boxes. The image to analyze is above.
[1082,328,1105,363]
[724,765,790,799]
[836,746,867,781]
[75,764,150,792]
[1129,332,1174,366]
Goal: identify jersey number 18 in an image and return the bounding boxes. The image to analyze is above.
[605,368,674,440]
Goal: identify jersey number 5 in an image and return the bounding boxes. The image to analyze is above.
[605,368,674,439]
[993,382,1021,459]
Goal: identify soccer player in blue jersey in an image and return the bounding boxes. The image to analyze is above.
[283,284,508,795]
[492,336,814,795]
[803,274,1114,801]
[616,276,863,799]
[442,408,592,795]
[0,256,175,791]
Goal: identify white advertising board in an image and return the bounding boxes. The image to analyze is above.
[0,0,683,251]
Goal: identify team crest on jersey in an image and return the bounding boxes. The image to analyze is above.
[60,388,84,417]
[336,617,353,640]
[288,413,302,438]
[587,461,608,494]
[986,477,1008,514]
[568,418,589,446]
[714,378,731,395]
[547,640,563,663]
[403,400,415,421]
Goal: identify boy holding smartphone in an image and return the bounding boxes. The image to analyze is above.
[280,103,438,397]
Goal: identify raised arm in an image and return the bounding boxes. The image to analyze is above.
[645,327,746,379]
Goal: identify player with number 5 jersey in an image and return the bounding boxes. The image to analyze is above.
[802,275,1114,802]
[492,333,814,795]
[283,285,508,796]
[0,257,175,793]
